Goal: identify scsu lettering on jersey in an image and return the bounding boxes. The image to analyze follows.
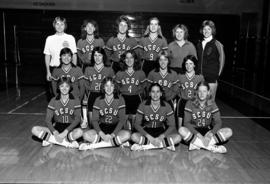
[113,44,131,51]
[158,80,172,88]
[89,74,106,81]
[192,111,211,120]
[121,78,139,85]
[181,82,197,90]
[144,45,160,53]
[55,108,74,116]
[99,108,118,116]
[82,45,94,53]
[145,114,164,122]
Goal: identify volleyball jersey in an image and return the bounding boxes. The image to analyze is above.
[77,37,105,64]
[178,73,204,100]
[147,70,179,101]
[92,96,126,134]
[184,100,222,134]
[105,36,138,62]
[46,97,81,132]
[51,66,84,99]
[138,36,168,61]
[84,65,114,92]
[115,70,147,95]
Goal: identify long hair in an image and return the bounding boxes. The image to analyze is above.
[181,55,198,73]
[55,76,74,100]
[53,16,67,31]
[119,50,141,71]
[172,24,189,41]
[114,15,131,37]
[154,50,172,73]
[144,17,163,38]
[58,47,76,68]
[89,47,108,67]
[145,82,166,106]
[192,81,212,108]
[100,77,119,99]
[80,19,100,40]
[199,20,216,36]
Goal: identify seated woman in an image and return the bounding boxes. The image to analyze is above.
[131,83,181,151]
[31,77,83,148]
[179,81,233,153]
[79,77,130,150]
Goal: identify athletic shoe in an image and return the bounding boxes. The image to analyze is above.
[66,141,79,149]
[42,140,51,147]
[207,145,227,154]
[166,144,176,152]
[189,143,200,151]
[80,118,88,129]
[130,144,145,151]
[79,143,94,151]
[120,141,130,148]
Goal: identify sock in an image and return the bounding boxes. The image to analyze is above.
[138,136,149,145]
[38,130,72,147]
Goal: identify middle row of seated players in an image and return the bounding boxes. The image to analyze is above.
[32,76,232,153]
[50,47,204,130]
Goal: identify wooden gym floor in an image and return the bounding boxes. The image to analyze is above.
[0,86,270,184]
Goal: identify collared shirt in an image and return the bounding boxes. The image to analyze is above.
[202,35,213,49]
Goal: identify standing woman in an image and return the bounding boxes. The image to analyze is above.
[51,48,84,101]
[138,17,168,76]
[83,47,114,128]
[168,24,197,74]
[147,50,179,109]
[79,77,130,150]
[31,77,83,148]
[179,81,232,153]
[77,19,105,71]
[115,50,147,130]
[105,15,138,73]
[131,83,181,151]
[196,20,225,101]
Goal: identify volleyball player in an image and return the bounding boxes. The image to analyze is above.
[131,83,181,151]
[138,17,168,76]
[31,77,83,148]
[115,50,147,130]
[105,15,138,73]
[79,77,130,150]
[179,81,233,153]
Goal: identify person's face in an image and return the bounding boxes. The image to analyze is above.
[54,20,65,33]
[175,28,185,41]
[119,21,128,34]
[198,85,209,101]
[85,23,95,35]
[59,82,70,95]
[203,25,212,38]
[150,85,162,101]
[125,52,134,68]
[94,51,103,65]
[104,80,114,96]
[159,55,169,70]
[185,59,195,73]
[149,19,159,33]
[61,53,72,65]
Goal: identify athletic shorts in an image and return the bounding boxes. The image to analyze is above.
[143,127,166,138]
[53,122,79,133]
[99,123,117,135]
[195,126,212,136]
[177,98,188,118]
[122,94,142,114]
[88,92,102,111]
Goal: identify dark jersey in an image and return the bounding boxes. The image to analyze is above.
[51,66,84,99]
[147,70,179,101]
[77,37,105,64]
[105,36,138,62]
[138,36,168,61]
[46,97,81,133]
[84,65,114,92]
[178,73,204,100]
[115,70,147,95]
[92,96,126,135]
[184,100,222,134]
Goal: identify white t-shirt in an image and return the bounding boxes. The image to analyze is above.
[43,33,77,67]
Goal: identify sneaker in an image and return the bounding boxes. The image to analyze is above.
[130,144,144,151]
[66,141,79,149]
[189,143,200,151]
[120,141,130,148]
[79,143,95,151]
[166,144,176,152]
[42,140,51,147]
[207,145,227,154]
[80,118,88,129]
